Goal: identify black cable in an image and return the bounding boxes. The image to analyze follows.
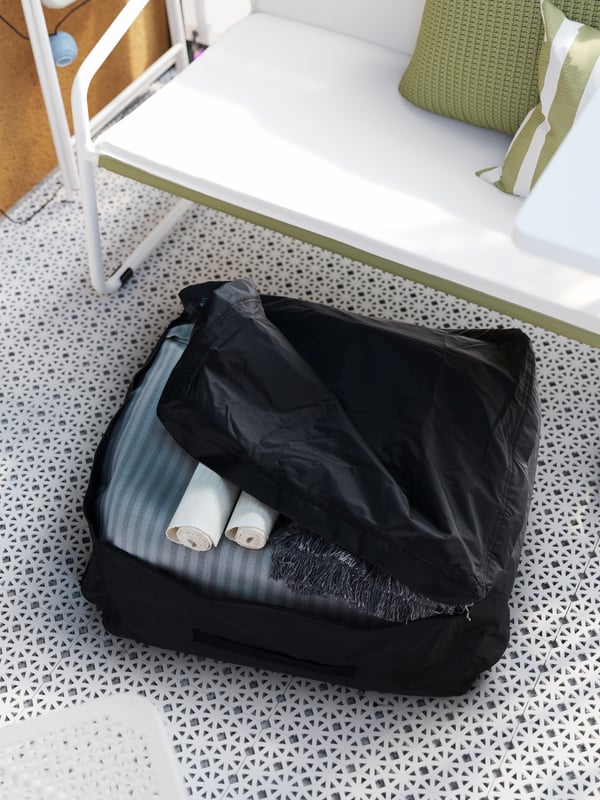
[1,0,95,41]
[0,184,64,225]
[52,0,94,35]
[0,13,29,40]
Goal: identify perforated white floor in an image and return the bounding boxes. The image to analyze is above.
[1,168,599,799]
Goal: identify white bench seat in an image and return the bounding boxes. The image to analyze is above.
[83,9,600,343]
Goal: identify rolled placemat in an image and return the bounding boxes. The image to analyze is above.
[166,463,240,551]
[225,492,279,550]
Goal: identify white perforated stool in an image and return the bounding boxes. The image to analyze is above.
[0,694,187,799]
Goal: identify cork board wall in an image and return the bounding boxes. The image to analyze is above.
[0,0,170,211]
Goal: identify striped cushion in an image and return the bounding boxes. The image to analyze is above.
[95,324,382,627]
[478,0,600,197]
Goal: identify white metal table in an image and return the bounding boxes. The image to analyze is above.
[514,89,600,274]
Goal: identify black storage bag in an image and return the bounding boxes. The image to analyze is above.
[83,279,540,695]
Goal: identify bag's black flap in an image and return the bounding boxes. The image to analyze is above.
[157,279,539,605]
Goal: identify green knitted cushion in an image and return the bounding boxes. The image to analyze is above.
[399,0,600,135]
[478,0,600,196]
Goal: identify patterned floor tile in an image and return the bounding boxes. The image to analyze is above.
[1,165,599,800]
[30,632,289,800]
[489,549,600,799]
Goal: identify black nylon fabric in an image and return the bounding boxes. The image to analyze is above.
[157,279,540,606]
[80,539,510,696]
[81,291,536,694]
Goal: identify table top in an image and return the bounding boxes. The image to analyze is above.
[514,89,600,275]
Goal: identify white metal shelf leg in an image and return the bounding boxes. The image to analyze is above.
[165,0,189,72]
[21,0,79,199]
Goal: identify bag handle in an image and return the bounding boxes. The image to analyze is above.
[193,628,356,677]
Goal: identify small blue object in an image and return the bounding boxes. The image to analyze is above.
[49,31,78,67]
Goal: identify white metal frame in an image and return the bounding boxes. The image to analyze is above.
[21,0,80,199]
[72,0,191,293]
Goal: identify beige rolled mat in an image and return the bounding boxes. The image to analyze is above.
[166,463,240,551]
[225,492,279,550]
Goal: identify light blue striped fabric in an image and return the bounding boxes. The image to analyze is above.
[95,324,381,627]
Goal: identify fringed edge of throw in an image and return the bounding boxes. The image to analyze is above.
[270,523,463,624]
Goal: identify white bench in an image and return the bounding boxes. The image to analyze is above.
[72,0,600,346]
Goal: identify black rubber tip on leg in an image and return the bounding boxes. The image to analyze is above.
[120,268,134,286]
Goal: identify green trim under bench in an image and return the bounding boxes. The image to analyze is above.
[99,154,600,348]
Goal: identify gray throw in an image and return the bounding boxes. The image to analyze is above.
[270,522,464,624]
